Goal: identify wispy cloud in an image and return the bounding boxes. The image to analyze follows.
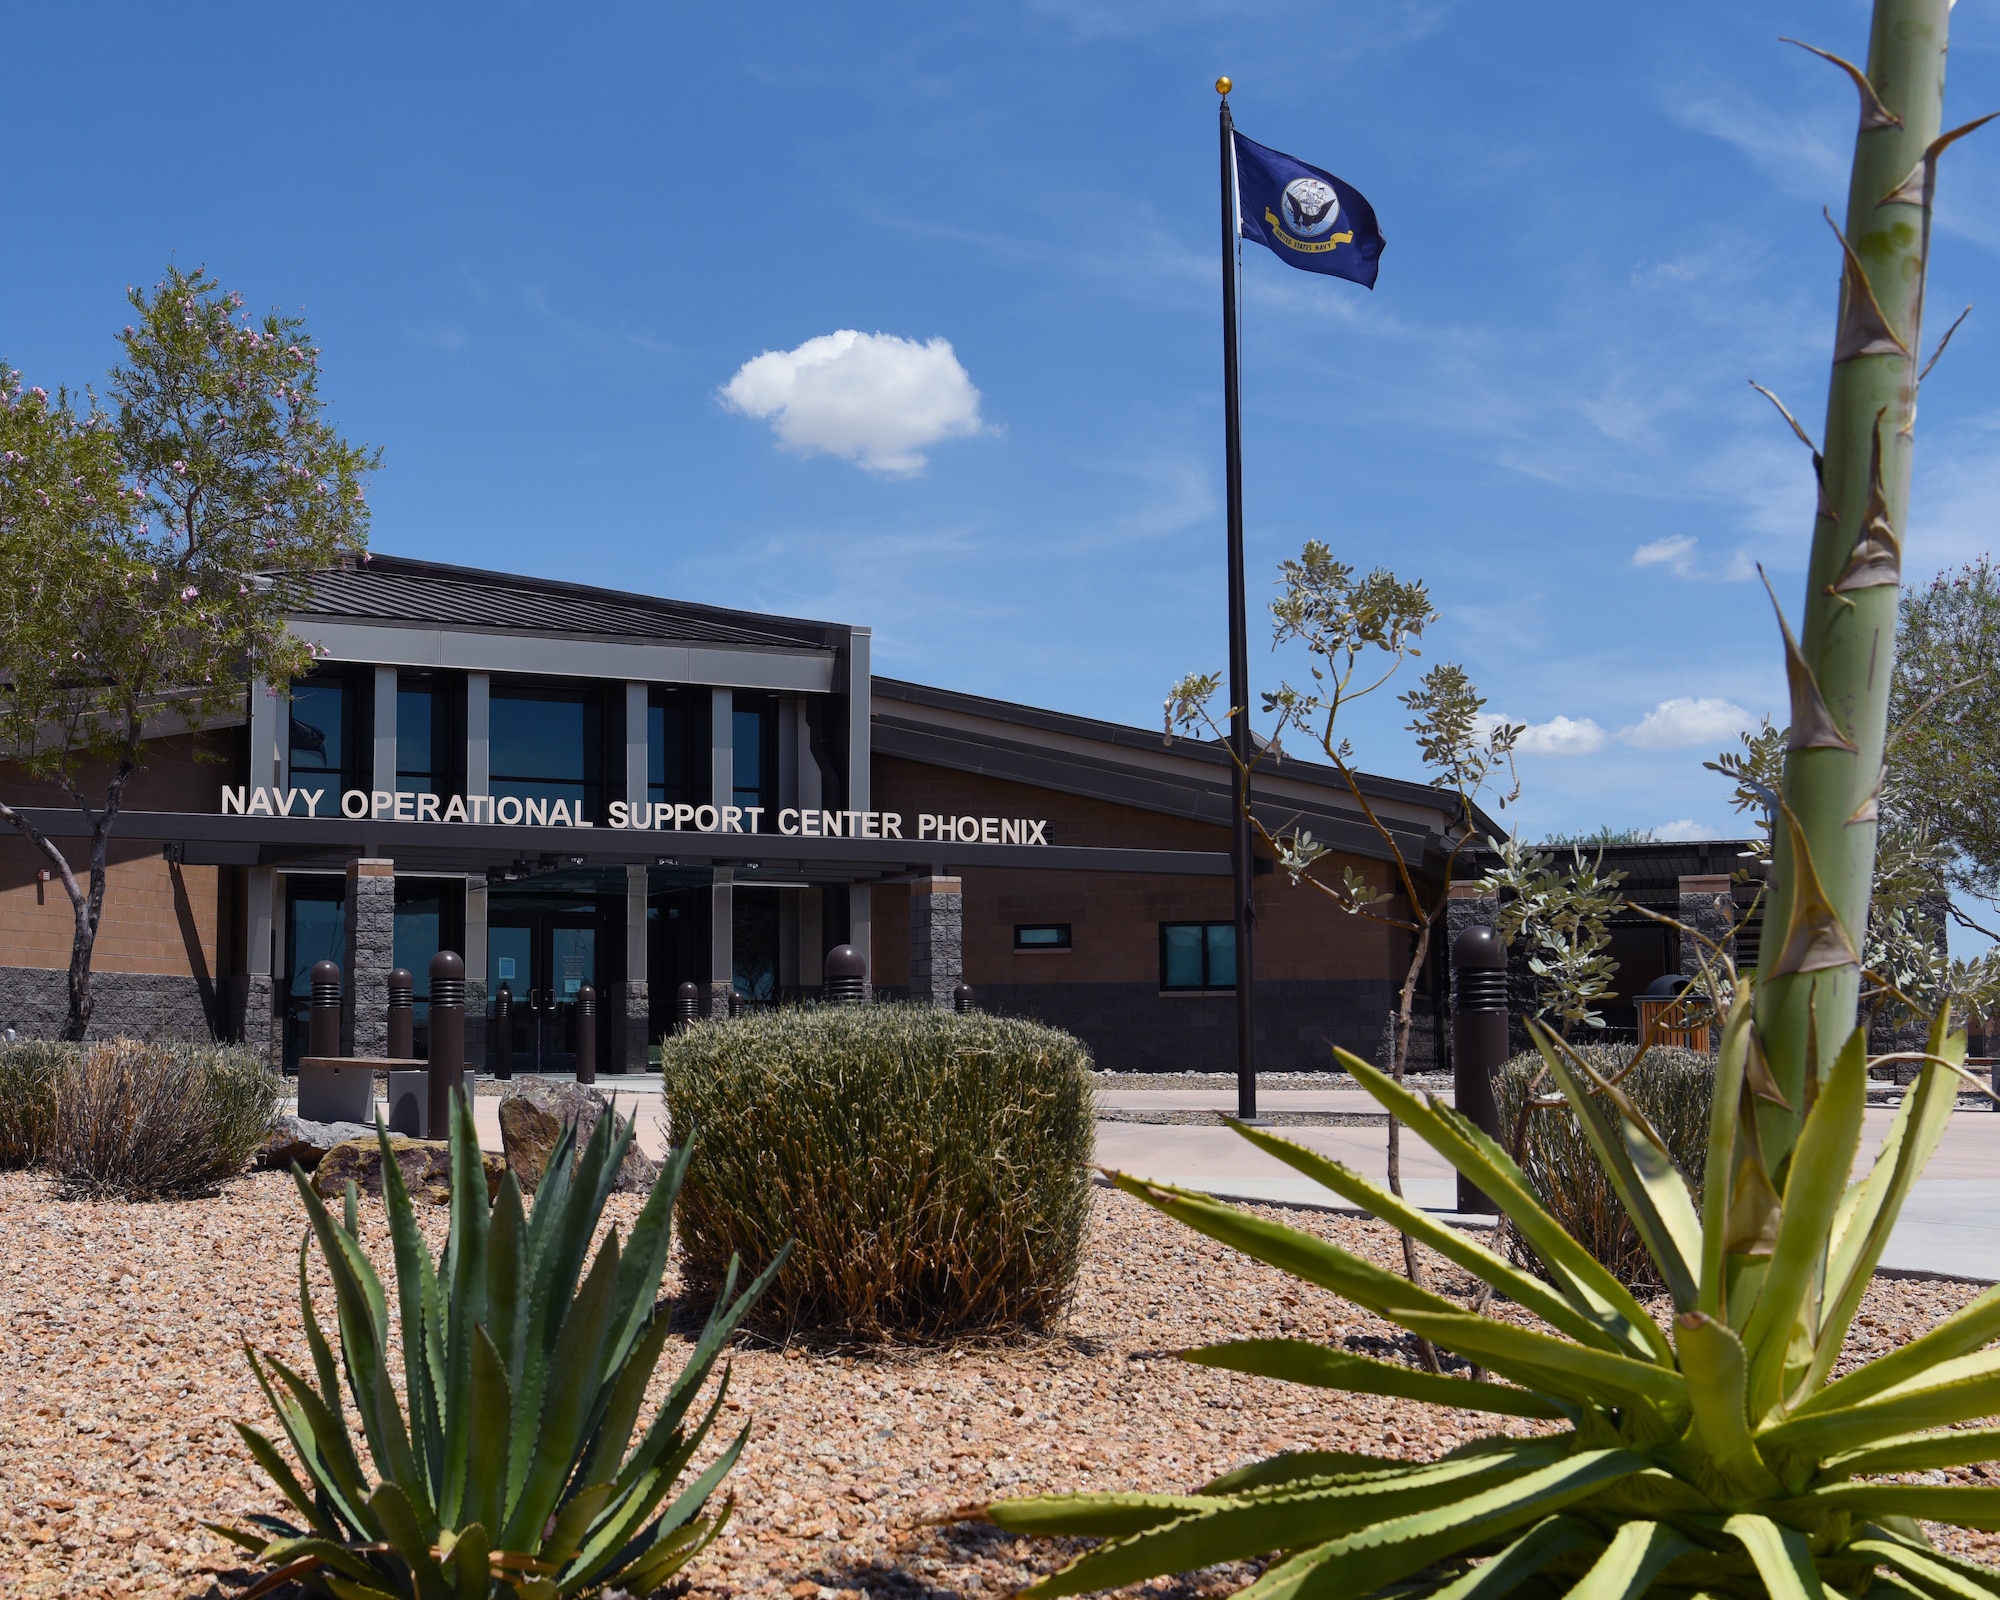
[403,322,470,354]
[1633,533,1698,575]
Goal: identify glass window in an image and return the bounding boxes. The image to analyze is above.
[1014,924,1072,951]
[648,696,693,807]
[733,695,775,814]
[397,683,434,794]
[1160,921,1236,990]
[288,679,353,789]
[490,687,602,817]
[283,876,346,1067]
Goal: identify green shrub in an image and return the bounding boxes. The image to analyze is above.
[0,1039,69,1167]
[661,1003,1095,1341]
[46,1039,280,1200]
[1496,1042,1712,1289]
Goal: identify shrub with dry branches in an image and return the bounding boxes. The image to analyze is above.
[46,1039,280,1200]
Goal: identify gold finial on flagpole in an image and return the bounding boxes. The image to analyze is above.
[1215,76,1232,95]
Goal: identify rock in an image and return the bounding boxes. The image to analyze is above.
[258,1115,377,1172]
[311,1135,506,1207]
[498,1080,659,1194]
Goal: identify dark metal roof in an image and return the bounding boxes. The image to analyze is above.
[872,675,1499,870]
[285,554,840,652]
[1458,838,1767,905]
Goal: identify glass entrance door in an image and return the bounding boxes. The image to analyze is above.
[487,908,596,1073]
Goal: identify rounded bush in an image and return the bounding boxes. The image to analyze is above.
[46,1040,282,1200]
[661,1003,1095,1341]
[1496,1042,1713,1290]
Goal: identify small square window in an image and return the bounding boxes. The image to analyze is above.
[1014,924,1072,951]
[1160,921,1236,990]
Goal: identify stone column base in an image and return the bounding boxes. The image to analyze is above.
[909,875,964,1008]
[708,980,734,1020]
[342,859,396,1058]
[617,979,651,1070]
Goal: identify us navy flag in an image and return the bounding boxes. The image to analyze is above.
[1232,130,1383,288]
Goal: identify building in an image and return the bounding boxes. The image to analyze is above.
[1,553,1719,1074]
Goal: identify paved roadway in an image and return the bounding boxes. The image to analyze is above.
[313,1076,2000,1283]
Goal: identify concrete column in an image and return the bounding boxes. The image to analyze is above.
[909,875,963,1007]
[247,677,282,793]
[625,682,650,815]
[623,864,650,1069]
[709,867,734,1017]
[1677,875,1735,977]
[845,628,871,815]
[850,884,873,1000]
[341,859,395,1057]
[372,666,398,794]
[777,698,799,810]
[244,866,279,1067]
[797,706,823,813]
[466,673,490,799]
[464,876,488,1069]
[710,687,733,811]
[800,888,824,988]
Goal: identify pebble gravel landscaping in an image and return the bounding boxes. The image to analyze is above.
[3,1168,1997,1598]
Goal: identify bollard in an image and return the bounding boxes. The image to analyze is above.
[1451,924,1509,1215]
[308,960,342,1059]
[427,950,466,1137]
[386,967,415,1060]
[823,944,867,1005]
[952,983,976,1014]
[675,981,703,1033]
[576,984,597,1083]
[493,982,514,1080]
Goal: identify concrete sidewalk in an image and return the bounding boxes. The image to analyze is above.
[1097,1108,2000,1282]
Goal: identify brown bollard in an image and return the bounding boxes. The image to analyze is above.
[427,950,466,1137]
[493,983,514,1080]
[387,967,415,1060]
[575,984,597,1084]
[308,960,342,1059]
[1451,925,1509,1215]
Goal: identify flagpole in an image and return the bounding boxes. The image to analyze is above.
[1217,78,1257,1124]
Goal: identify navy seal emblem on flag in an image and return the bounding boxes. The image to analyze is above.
[1281,177,1340,237]
[1232,130,1384,288]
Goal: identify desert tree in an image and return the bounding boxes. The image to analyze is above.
[1167,543,1520,1300]
[0,266,375,1039]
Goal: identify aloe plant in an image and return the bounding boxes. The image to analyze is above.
[984,998,2000,1598]
[211,1097,782,1598]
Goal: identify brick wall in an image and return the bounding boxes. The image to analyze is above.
[0,733,231,981]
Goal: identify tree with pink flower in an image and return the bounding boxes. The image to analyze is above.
[0,265,376,1039]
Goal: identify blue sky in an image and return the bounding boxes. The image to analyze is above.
[6,1,1998,848]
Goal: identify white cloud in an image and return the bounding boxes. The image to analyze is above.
[1652,818,1722,841]
[1480,711,1609,755]
[719,330,989,475]
[1633,533,1698,576]
[1516,715,1611,756]
[1619,696,1756,750]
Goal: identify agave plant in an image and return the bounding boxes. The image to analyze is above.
[985,1000,2000,1598]
[211,1096,782,1598]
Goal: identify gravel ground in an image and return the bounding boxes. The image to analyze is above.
[4,1169,1998,1600]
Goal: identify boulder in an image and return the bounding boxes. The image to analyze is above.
[312,1135,507,1207]
[259,1115,378,1172]
[498,1080,659,1194]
